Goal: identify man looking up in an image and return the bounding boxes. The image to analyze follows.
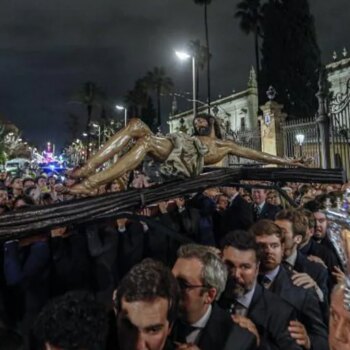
[250,219,328,350]
[171,244,258,350]
[220,230,302,350]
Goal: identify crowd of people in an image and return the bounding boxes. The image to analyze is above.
[0,169,349,350]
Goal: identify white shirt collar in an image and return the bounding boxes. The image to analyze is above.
[258,201,265,210]
[284,249,298,268]
[229,192,239,203]
[191,304,212,329]
[264,265,280,283]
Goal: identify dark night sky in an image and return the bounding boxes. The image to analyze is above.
[0,0,348,151]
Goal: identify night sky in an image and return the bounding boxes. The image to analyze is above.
[0,0,348,151]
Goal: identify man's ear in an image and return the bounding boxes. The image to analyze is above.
[294,234,303,245]
[205,287,217,304]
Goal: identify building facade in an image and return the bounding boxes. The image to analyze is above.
[168,67,259,135]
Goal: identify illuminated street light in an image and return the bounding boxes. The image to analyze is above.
[175,50,197,117]
[116,105,128,126]
[91,123,101,149]
[296,133,305,157]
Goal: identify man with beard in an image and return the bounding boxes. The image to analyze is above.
[303,201,343,274]
[171,244,258,350]
[250,219,328,350]
[114,258,179,350]
[68,115,305,195]
[219,230,302,350]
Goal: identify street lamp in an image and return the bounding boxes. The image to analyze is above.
[175,50,197,118]
[296,133,305,157]
[116,105,128,126]
[92,123,101,149]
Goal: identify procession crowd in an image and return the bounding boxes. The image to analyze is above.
[0,170,349,350]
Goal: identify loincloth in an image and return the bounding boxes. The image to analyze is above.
[143,132,208,182]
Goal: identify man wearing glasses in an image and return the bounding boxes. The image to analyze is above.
[171,244,258,350]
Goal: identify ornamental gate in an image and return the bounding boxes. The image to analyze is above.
[281,118,322,169]
[329,78,350,178]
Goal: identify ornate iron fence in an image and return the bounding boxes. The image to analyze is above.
[329,78,350,178]
[281,118,322,168]
[228,125,262,167]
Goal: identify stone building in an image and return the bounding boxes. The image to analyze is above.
[168,67,259,135]
[327,48,350,97]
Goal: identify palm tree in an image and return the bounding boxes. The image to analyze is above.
[189,39,211,101]
[144,67,174,127]
[194,0,212,110]
[73,82,105,158]
[235,0,263,94]
[124,78,149,118]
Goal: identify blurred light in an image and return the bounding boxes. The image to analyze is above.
[82,133,88,137]
[92,123,99,128]
[116,105,125,110]
[296,134,305,145]
[175,51,191,60]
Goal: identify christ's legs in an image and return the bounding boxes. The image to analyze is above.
[69,135,173,195]
[202,138,306,167]
[71,118,153,178]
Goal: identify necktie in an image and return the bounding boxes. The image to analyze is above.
[229,301,247,316]
[254,205,261,220]
[177,322,198,343]
[258,274,271,289]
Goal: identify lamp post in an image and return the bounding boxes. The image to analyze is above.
[296,133,305,158]
[116,105,128,126]
[92,123,101,149]
[175,50,197,118]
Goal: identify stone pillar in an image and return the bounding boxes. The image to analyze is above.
[316,68,331,169]
[258,100,286,157]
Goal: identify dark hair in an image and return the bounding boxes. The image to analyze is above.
[192,113,222,139]
[303,200,324,213]
[220,230,261,262]
[10,176,22,185]
[115,258,179,324]
[34,291,108,350]
[299,208,316,229]
[13,195,35,207]
[23,177,35,186]
[299,184,311,196]
[24,185,37,197]
[275,209,308,240]
[249,219,285,243]
[35,176,47,184]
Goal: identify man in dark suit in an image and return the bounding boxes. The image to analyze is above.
[222,186,253,230]
[172,244,258,350]
[274,209,330,320]
[303,202,343,270]
[252,188,280,222]
[220,230,302,350]
[250,219,328,350]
